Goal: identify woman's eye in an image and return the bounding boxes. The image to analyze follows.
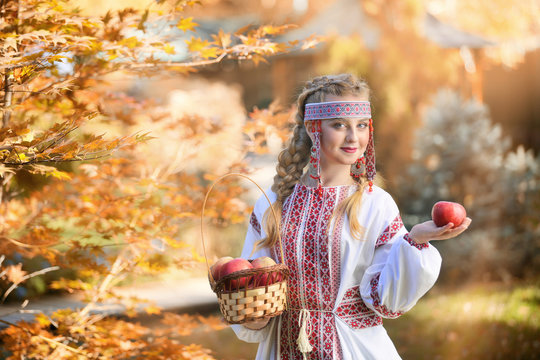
[332,122,345,129]
[358,123,368,129]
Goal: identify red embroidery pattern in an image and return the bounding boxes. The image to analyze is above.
[369,273,403,319]
[404,233,429,250]
[279,185,307,358]
[375,215,403,248]
[278,184,348,359]
[249,211,261,236]
[304,101,371,120]
[335,286,382,329]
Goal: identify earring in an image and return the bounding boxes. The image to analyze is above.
[308,143,320,181]
[350,156,365,181]
[306,120,323,195]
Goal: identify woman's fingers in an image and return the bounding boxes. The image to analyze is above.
[433,217,472,240]
[410,218,472,243]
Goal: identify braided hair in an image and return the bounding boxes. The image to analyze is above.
[259,74,372,250]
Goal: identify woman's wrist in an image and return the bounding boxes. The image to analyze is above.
[408,227,429,244]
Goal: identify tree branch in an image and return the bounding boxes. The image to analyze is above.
[2,72,13,128]
[2,266,60,302]
[129,51,228,69]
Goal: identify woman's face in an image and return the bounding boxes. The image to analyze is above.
[315,94,371,168]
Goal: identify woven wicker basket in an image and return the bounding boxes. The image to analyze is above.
[201,173,289,325]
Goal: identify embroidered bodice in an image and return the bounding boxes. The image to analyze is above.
[233,183,442,360]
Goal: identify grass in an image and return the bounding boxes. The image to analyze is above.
[386,281,540,360]
[171,280,540,360]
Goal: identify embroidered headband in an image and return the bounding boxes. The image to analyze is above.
[303,100,376,193]
[304,101,371,121]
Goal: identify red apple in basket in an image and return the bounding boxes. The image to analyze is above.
[220,258,253,290]
[210,256,233,282]
[251,256,277,287]
[431,201,467,228]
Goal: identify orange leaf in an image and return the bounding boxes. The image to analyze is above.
[6,263,27,284]
[211,29,231,48]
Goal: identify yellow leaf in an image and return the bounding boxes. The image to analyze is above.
[177,17,198,32]
[199,46,219,59]
[191,247,205,263]
[120,36,140,49]
[234,24,253,36]
[251,54,268,66]
[163,44,176,55]
[144,305,162,315]
[35,313,51,327]
[262,25,279,35]
[260,24,297,36]
[50,169,72,181]
[186,37,209,52]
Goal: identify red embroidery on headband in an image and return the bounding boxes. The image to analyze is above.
[305,101,371,120]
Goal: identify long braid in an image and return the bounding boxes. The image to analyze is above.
[259,74,372,250]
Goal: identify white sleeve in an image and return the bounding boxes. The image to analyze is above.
[231,188,278,343]
[360,193,442,318]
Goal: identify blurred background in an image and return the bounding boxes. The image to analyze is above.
[1,0,538,359]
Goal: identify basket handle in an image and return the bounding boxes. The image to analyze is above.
[200,173,284,284]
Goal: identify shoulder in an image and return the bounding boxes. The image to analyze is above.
[252,186,278,217]
[360,185,400,219]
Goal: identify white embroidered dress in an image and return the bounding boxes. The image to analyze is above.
[231,183,442,360]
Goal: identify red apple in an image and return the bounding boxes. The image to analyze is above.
[220,258,253,290]
[251,256,277,286]
[431,201,467,228]
[210,256,233,282]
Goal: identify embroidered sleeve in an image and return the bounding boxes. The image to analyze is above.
[360,191,442,318]
[335,285,383,329]
[249,211,261,237]
[403,233,429,250]
[375,215,403,248]
[369,274,403,319]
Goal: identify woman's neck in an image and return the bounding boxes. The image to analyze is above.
[301,165,356,188]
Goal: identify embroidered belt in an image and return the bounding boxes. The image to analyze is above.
[287,286,382,359]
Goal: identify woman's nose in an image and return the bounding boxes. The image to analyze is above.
[346,128,358,142]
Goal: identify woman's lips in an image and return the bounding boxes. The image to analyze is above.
[341,147,357,153]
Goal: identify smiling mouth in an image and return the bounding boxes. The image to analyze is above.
[341,147,357,153]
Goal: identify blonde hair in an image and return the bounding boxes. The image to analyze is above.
[259,74,372,250]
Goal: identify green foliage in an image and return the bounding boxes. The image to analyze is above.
[398,90,540,282]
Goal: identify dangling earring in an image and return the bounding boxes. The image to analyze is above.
[365,118,375,192]
[308,143,320,181]
[350,156,365,181]
[306,120,323,195]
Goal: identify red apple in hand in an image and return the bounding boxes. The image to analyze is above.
[431,201,467,228]
[210,256,233,282]
[220,258,253,289]
[251,256,277,286]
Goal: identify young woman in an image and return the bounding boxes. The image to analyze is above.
[231,74,471,359]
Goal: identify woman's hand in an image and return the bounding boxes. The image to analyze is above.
[409,217,472,244]
[243,318,270,330]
